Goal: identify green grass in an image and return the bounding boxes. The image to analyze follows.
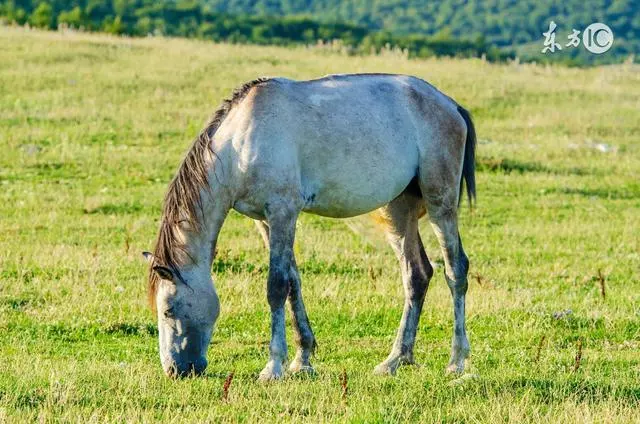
[1,27,639,422]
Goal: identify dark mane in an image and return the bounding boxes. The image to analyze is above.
[148,77,271,308]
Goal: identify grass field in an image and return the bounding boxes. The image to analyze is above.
[0,27,639,422]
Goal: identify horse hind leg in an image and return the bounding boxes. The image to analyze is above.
[373,192,433,376]
[431,209,470,374]
[254,220,270,249]
[421,166,471,374]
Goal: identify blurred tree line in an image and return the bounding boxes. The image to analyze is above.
[206,0,640,64]
[0,0,512,61]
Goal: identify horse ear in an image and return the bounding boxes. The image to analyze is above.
[152,265,175,281]
[142,251,154,262]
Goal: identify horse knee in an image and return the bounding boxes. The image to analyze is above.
[446,252,469,293]
[267,266,291,309]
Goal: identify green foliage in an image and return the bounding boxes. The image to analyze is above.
[6,0,635,63]
[1,0,28,24]
[102,15,125,34]
[2,0,636,64]
[28,2,53,28]
[57,6,83,27]
[207,0,640,64]
[0,0,511,61]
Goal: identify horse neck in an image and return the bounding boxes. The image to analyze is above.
[178,181,230,290]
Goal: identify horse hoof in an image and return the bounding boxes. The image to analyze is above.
[288,361,315,375]
[373,362,397,376]
[448,373,480,386]
[445,363,465,375]
[399,357,419,367]
[258,365,284,382]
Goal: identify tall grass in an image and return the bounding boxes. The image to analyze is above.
[0,27,639,422]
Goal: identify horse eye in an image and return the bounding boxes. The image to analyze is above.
[164,307,175,318]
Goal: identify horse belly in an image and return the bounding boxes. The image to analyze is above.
[302,188,409,218]
[300,144,419,218]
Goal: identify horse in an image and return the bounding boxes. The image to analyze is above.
[143,73,476,380]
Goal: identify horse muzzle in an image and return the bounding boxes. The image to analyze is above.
[163,356,208,378]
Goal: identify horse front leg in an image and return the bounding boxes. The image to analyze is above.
[254,219,316,375]
[287,257,317,374]
[258,201,299,381]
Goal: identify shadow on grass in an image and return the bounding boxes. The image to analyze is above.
[3,320,158,342]
[83,202,145,215]
[542,187,639,200]
[477,157,591,176]
[212,252,258,274]
[211,251,366,276]
[0,297,31,311]
[500,377,640,404]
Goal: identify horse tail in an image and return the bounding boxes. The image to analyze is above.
[456,105,477,208]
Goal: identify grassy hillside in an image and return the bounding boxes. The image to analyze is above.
[0,0,511,62]
[0,27,639,422]
[209,0,639,42]
[209,0,640,64]
[4,0,638,64]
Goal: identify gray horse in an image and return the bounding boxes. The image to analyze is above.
[143,73,476,380]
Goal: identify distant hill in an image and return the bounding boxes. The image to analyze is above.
[2,0,637,64]
[0,0,512,62]
[205,0,640,63]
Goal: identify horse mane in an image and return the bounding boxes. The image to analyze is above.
[148,77,271,309]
